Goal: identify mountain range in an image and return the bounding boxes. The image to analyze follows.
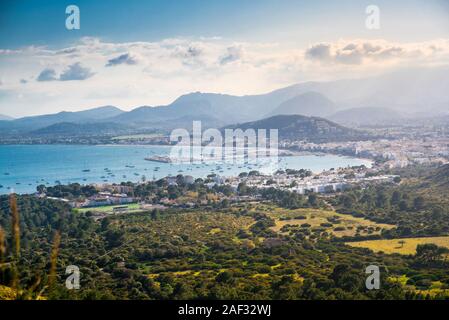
[0,67,448,136]
[0,106,124,134]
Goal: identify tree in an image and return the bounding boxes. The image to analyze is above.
[413,196,425,211]
[237,182,248,195]
[399,200,408,211]
[415,244,449,265]
[150,209,160,220]
[391,191,401,205]
[330,264,362,292]
[100,217,111,231]
[216,271,233,283]
[431,206,444,219]
[376,192,389,208]
[341,195,354,209]
[308,193,318,207]
[105,229,125,248]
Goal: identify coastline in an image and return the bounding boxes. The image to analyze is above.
[0,144,372,195]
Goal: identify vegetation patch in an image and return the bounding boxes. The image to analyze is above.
[268,207,394,238]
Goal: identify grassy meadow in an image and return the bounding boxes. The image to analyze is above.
[347,236,449,255]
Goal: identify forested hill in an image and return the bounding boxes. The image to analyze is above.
[224,115,372,143]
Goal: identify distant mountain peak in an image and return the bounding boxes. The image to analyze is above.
[268,91,337,118]
[76,105,125,119]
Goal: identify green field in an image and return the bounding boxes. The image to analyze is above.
[347,236,449,255]
[76,203,142,214]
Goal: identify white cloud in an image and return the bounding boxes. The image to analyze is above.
[1,37,449,117]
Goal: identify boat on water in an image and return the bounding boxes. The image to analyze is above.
[144,155,172,163]
[82,169,90,172]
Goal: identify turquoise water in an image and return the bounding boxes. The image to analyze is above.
[0,145,371,194]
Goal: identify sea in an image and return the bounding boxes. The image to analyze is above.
[0,144,371,194]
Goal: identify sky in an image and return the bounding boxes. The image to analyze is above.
[0,0,449,117]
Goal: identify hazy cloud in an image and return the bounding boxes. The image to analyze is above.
[304,40,435,65]
[305,43,331,62]
[59,62,94,81]
[36,68,57,81]
[172,45,203,59]
[106,53,138,67]
[219,46,243,65]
